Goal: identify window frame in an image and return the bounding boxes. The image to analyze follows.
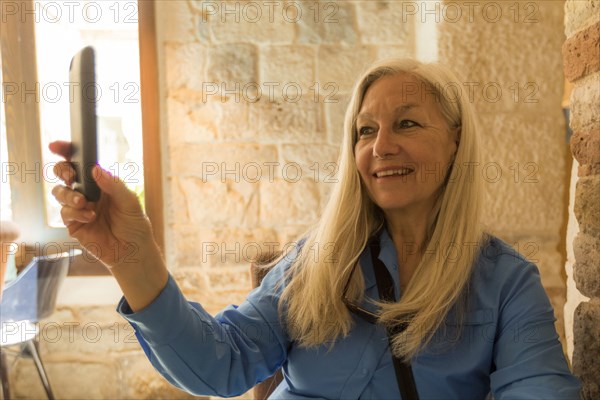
[0,0,163,275]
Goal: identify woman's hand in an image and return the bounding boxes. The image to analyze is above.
[50,140,168,311]
[50,140,153,268]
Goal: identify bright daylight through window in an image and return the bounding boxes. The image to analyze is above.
[34,0,144,227]
[1,51,12,222]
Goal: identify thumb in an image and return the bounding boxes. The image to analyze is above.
[92,165,139,206]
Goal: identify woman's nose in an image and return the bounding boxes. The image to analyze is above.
[372,128,399,159]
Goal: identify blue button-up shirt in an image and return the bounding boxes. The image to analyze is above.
[117,231,581,399]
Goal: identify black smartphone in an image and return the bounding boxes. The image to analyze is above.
[69,46,101,201]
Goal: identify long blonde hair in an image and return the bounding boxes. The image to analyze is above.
[279,58,486,360]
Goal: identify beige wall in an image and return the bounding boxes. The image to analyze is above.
[10,1,591,398]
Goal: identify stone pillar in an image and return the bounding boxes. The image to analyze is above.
[563,1,600,397]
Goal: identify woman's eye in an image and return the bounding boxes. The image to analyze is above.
[397,120,418,129]
[358,126,374,136]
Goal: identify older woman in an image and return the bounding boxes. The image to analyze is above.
[50,59,580,398]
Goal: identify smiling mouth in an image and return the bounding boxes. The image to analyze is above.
[373,168,414,178]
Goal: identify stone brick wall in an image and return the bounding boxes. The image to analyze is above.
[563,0,600,397]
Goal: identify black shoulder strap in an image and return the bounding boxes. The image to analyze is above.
[370,240,420,400]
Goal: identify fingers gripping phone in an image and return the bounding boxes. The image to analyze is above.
[69,46,101,201]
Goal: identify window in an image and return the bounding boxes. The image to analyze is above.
[33,0,145,227]
[1,0,163,274]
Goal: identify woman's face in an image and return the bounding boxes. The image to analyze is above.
[354,73,459,218]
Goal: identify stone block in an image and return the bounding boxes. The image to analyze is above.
[260,178,321,227]
[167,224,193,270]
[324,93,350,145]
[247,96,325,142]
[167,95,221,143]
[578,164,595,177]
[37,305,140,357]
[571,127,600,176]
[356,1,414,45]
[210,88,328,146]
[168,97,292,145]
[169,223,203,268]
[12,360,120,399]
[530,242,565,289]
[569,72,600,133]
[376,45,414,61]
[218,99,253,141]
[297,1,358,45]
[573,300,600,399]
[167,176,186,224]
[171,225,279,269]
[206,1,295,44]
[172,265,211,295]
[574,176,600,237]
[169,177,260,228]
[49,306,77,323]
[164,43,208,93]
[574,233,600,298]
[202,226,280,268]
[9,360,45,399]
[205,265,252,291]
[206,43,258,87]
[169,143,278,177]
[193,12,213,43]
[159,1,196,43]
[189,0,208,13]
[166,95,200,144]
[438,1,565,114]
[318,45,378,92]
[76,304,126,326]
[260,45,316,91]
[476,112,567,236]
[39,321,139,356]
[563,21,600,82]
[280,143,340,183]
[565,0,600,37]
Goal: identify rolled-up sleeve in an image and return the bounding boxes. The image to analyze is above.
[117,261,290,397]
